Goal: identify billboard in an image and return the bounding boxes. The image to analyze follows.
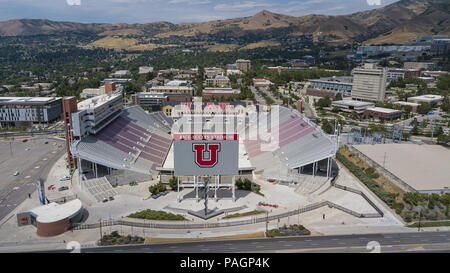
[173,134,238,176]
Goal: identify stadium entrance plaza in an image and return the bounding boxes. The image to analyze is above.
[1,151,434,251]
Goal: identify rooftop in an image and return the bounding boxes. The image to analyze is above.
[408,94,443,101]
[332,100,374,107]
[365,107,402,114]
[29,199,83,224]
[77,93,121,110]
[0,96,60,105]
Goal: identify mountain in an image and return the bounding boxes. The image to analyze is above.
[0,0,448,45]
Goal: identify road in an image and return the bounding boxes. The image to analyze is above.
[0,137,65,221]
[42,231,450,253]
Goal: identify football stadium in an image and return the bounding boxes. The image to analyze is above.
[62,93,337,204]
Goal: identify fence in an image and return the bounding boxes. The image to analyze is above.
[73,197,382,231]
[333,180,384,217]
[346,145,416,193]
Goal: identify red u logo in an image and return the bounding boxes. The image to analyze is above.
[193,143,220,167]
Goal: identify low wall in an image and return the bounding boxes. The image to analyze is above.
[347,145,416,193]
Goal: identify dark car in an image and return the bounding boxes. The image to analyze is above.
[44,141,49,144]
[22,139,28,143]
[109,196,114,201]
[58,186,69,191]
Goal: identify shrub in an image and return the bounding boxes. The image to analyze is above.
[336,152,396,207]
[128,209,185,220]
[149,182,166,195]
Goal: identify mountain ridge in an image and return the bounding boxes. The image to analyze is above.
[0,0,448,45]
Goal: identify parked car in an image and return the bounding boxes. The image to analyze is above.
[109,196,114,201]
[59,175,70,181]
[58,186,69,191]
[102,198,108,203]
[22,139,28,143]
[13,171,19,176]
[44,141,48,144]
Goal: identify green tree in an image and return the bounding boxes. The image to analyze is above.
[169,176,178,190]
[321,119,334,134]
[417,103,431,115]
[334,93,342,101]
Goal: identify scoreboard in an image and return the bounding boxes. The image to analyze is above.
[173,133,239,176]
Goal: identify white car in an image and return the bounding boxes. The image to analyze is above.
[59,175,70,181]
[13,171,19,176]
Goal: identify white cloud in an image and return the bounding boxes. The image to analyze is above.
[214,1,273,11]
[66,0,81,5]
[169,0,211,4]
[366,0,382,6]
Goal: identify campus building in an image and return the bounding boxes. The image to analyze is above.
[202,88,241,100]
[309,76,353,96]
[236,59,251,72]
[351,63,387,102]
[363,107,402,121]
[0,97,62,128]
[149,86,195,97]
[331,100,375,114]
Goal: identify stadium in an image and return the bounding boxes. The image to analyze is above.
[63,93,337,204]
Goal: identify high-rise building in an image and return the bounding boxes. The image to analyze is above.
[351,63,387,102]
[236,59,251,72]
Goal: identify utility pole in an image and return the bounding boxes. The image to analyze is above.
[265,211,269,236]
[99,220,102,239]
[381,152,387,189]
[430,118,434,144]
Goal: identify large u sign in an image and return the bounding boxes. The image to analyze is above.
[192,143,221,167]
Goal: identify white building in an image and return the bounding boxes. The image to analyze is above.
[351,63,387,102]
[138,66,154,74]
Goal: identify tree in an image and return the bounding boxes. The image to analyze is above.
[316,97,331,109]
[437,134,449,145]
[169,176,178,190]
[403,105,412,119]
[334,93,342,101]
[411,125,420,135]
[417,102,431,115]
[321,119,334,134]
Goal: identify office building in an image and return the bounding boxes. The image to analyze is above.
[351,63,387,102]
[0,97,62,127]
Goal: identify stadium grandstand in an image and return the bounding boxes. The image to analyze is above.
[243,106,337,193]
[64,94,336,201]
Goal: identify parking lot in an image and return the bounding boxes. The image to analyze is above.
[0,136,65,221]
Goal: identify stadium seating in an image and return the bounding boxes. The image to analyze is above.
[71,106,172,174]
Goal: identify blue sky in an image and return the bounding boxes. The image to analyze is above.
[0,0,399,24]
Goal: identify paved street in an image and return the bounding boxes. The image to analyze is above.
[40,231,450,253]
[0,137,65,221]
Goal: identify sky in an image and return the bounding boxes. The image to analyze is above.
[0,0,400,24]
